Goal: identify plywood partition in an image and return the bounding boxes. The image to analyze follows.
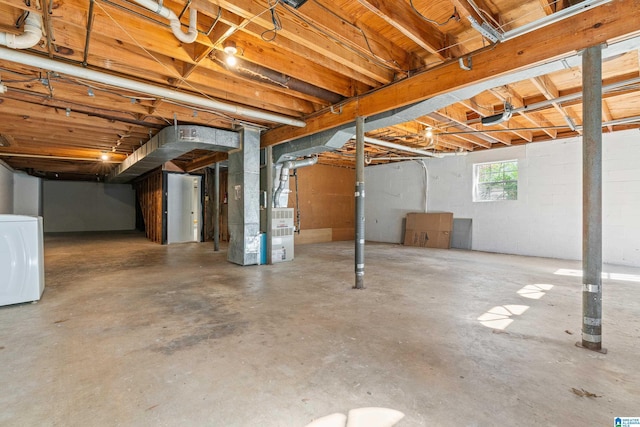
[288,164,355,244]
[134,169,164,244]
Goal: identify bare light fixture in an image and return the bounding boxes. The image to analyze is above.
[65,107,71,117]
[101,153,109,161]
[425,126,433,139]
[87,88,94,97]
[223,41,238,67]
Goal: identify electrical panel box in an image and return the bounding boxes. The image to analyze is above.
[272,208,294,263]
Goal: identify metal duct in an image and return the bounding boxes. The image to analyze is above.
[227,127,261,266]
[273,123,355,163]
[271,35,640,163]
[223,56,344,104]
[273,156,318,208]
[108,125,239,183]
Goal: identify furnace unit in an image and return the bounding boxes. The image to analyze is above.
[272,208,294,263]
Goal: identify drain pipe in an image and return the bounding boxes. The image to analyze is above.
[361,137,443,158]
[133,0,198,44]
[0,47,306,127]
[0,12,43,49]
[273,156,318,208]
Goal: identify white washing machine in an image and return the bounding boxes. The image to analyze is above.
[0,215,45,306]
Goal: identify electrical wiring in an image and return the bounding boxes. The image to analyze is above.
[287,1,404,73]
[409,0,458,27]
[261,0,282,42]
[312,0,403,71]
[56,75,157,101]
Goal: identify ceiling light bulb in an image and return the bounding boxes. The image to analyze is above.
[225,54,237,67]
[101,153,109,161]
[87,88,94,97]
[425,127,433,138]
[65,108,71,117]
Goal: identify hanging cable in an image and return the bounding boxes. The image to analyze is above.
[311,0,403,71]
[261,0,282,42]
[409,0,458,26]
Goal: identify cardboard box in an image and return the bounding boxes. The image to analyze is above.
[403,212,453,249]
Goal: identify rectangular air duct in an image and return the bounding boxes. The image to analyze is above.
[108,125,239,183]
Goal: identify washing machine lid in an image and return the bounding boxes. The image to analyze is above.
[0,215,39,223]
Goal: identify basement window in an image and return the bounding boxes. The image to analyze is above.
[473,160,518,202]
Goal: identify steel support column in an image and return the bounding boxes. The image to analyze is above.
[354,116,365,289]
[266,145,274,265]
[580,44,604,352]
[214,161,220,252]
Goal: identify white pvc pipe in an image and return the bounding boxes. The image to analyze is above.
[0,47,307,127]
[0,13,43,50]
[133,0,198,44]
[362,136,442,157]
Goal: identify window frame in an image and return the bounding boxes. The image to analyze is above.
[473,159,519,202]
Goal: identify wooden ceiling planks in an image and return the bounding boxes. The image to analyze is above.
[0,0,639,179]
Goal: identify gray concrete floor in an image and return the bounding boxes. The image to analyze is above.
[1,232,639,426]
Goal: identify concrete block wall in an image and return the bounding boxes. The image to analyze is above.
[365,129,640,267]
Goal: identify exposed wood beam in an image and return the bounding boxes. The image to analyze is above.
[490,85,557,139]
[429,109,498,151]
[356,0,448,60]
[263,0,639,147]
[183,152,229,172]
[602,100,614,132]
[283,1,416,72]
[461,98,530,142]
[538,0,556,16]
[531,75,581,133]
[213,0,394,84]
[237,23,381,89]
[448,0,499,26]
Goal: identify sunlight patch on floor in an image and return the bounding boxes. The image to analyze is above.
[554,269,640,283]
[478,305,530,330]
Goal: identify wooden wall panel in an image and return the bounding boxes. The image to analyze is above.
[134,169,164,244]
[288,164,355,243]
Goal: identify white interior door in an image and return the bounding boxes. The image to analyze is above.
[167,175,202,244]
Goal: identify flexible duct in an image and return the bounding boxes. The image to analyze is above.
[273,156,318,207]
[0,13,43,49]
[133,0,198,44]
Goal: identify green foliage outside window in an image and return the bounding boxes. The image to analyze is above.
[474,160,518,201]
